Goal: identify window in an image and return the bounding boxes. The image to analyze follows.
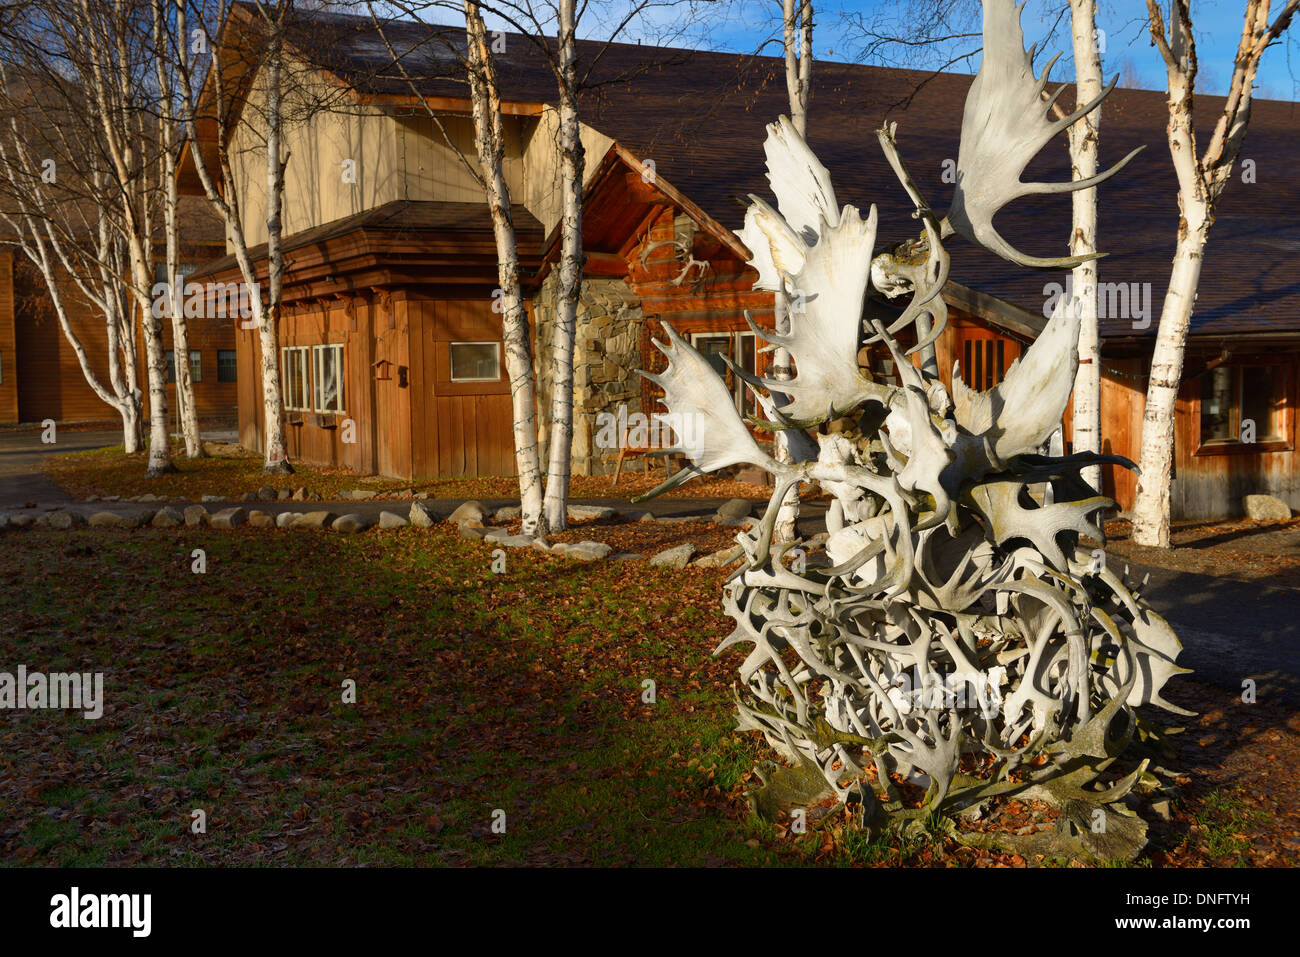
[449,342,501,382]
[217,349,237,383]
[689,331,760,418]
[1200,364,1287,448]
[313,343,345,413]
[189,350,202,384]
[962,338,1007,392]
[280,346,310,411]
[165,349,176,384]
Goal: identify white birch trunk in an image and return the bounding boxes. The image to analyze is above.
[465,2,547,535]
[260,24,292,474]
[542,0,583,533]
[1067,0,1102,493]
[774,0,813,543]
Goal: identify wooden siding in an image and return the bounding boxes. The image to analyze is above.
[0,252,16,423]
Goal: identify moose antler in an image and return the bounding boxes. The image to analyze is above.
[943,0,1143,268]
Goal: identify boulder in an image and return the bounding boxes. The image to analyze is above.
[210,507,246,529]
[459,524,488,540]
[0,514,8,531]
[638,512,656,523]
[138,493,160,503]
[1244,493,1291,521]
[201,495,223,503]
[241,491,258,502]
[248,510,276,528]
[486,533,535,548]
[151,506,186,528]
[494,506,522,523]
[183,506,209,527]
[348,489,378,501]
[87,511,125,528]
[378,511,409,529]
[291,487,308,502]
[567,504,617,522]
[695,545,745,568]
[449,500,488,524]
[409,501,436,528]
[413,492,431,500]
[10,513,37,529]
[332,514,371,534]
[649,543,696,569]
[47,511,85,530]
[294,511,335,529]
[277,488,293,501]
[275,511,300,528]
[257,485,276,501]
[562,541,613,562]
[123,511,154,528]
[715,498,752,523]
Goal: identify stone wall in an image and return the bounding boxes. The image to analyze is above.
[532,273,644,476]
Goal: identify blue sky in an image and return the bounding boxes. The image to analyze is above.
[577,0,1300,101]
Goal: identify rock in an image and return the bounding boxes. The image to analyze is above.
[494,506,522,523]
[201,495,223,503]
[87,512,125,528]
[291,487,307,501]
[275,511,300,528]
[248,510,276,528]
[720,517,757,529]
[695,545,745,568]
[409,501,436,528]
[563,541,613,562]
[459,524,488,540]
[84,495,99,503]
[378,511,408,529]
[638,512,656,523]
[0,514,8,530]
[241,491,258,502]
[138,493,160,503]
[332,514,371,534]
[715,498,752,523]
[293,511,335,529]
[210,507,246,529]
[306,491,322,502]
[10,513,37,529]
[413,492,430,500]
[348,489,378,501]
[47,511,85,530]
[649,543,697,569]
[567,504,617,522]
[124,511,154,528]
[183,506,209,527]
[256,485,275,501]
[151,506,185,528]
[1243,493,1291,521]
[486,533,535,548]
[102,495,121,502]
[530,538,552,553]
[277,488,293,501]
[1149,798,1173,822]
[656,515,704,525]
[449,500,488,524]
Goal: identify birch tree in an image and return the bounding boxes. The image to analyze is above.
[0,66,145,451]
[174,0,294,474]
[1130,0,1299,547]
[772,0,812,543]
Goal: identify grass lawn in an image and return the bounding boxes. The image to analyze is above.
[43,443,779,504]
[1,525,1296,866]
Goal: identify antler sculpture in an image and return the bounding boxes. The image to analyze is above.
[638,0,1184,862]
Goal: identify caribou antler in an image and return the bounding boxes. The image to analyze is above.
[943,0,1143,268]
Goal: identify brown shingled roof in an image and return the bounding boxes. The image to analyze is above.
[283,6,1300,341]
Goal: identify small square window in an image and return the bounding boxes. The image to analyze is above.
[217,350,237,383]
[449,342,501,382]
[189,350,202,384]
[1200,364,1285,446]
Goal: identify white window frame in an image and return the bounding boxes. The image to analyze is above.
[449,341,502,383]
[313,343,345,414]
[281,346,310,411]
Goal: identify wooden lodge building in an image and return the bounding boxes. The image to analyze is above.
[177,5,1299,521]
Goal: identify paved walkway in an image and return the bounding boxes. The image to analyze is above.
[2,430,1295,705]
